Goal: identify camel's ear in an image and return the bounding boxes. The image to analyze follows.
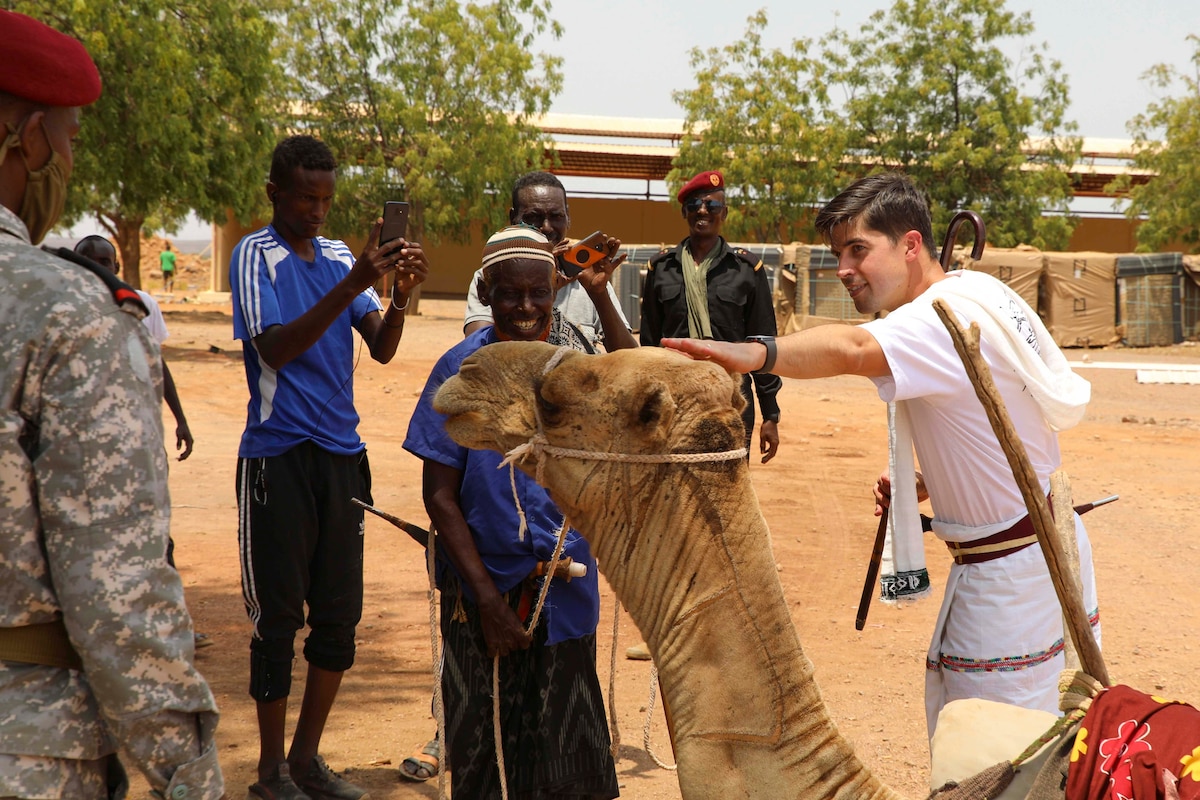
[633,380,675,435]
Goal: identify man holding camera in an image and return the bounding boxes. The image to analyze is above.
[640,169,782,463]
[463,171,636,352]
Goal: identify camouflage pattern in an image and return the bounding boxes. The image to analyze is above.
[0,206,224,800]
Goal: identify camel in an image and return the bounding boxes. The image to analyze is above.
[435,341,956,799]
[431,341,1200,799]
[428,322,1200,800]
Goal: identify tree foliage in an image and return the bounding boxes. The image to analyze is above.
[278,0,562,246]
[1112,35,1200,253]
[828,0,1080,250]
[670,11,848,243]
[16,0,279,289]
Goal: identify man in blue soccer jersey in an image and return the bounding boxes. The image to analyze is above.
[230,135,428,800]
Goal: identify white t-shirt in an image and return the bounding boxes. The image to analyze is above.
[463,267,629,350]
[136,289,169,345]
[862,273,1061,534]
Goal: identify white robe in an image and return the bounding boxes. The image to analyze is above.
[862,271,1100,738]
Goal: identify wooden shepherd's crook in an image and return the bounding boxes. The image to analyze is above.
[932,298,1111,687]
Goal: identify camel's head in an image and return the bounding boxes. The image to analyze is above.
[434,342,748,493]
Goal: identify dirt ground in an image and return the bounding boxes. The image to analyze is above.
[141,297,1200,800]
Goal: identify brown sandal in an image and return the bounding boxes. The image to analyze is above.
[398,739,440,782]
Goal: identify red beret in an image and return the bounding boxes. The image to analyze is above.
[0,10,101,107]
[677,170,724,203]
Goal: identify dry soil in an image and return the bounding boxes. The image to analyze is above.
[142,298,1200,799]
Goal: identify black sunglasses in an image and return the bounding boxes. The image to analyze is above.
[683,197,726,213]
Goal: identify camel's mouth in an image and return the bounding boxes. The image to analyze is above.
[436,389,494,452]
[433,361,489,440]
[434,355,535,454]
[442,409,491,451]
[433,342,560,420]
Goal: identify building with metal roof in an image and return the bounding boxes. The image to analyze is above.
[208,113,1157,298]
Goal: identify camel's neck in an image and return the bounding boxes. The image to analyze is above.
[551,462,908,800]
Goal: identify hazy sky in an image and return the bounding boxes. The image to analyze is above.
[538,0,1199,139]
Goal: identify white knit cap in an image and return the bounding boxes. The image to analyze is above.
[481,224,556,272]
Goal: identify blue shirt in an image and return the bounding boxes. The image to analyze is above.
[231,226,381,458]
[404,328,601,645]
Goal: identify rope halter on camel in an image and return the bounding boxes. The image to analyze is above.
[498,344,748,483]
[490,346,745,788]
[499,344,747,628]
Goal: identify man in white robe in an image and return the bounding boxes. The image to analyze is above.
[662,172,1100,738]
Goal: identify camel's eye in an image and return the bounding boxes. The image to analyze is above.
[535,390,563,425]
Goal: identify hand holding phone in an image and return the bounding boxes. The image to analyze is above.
[380,201,410,247]
[557,230,609,278]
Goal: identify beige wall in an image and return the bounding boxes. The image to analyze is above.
[1067,217,1140,253]
[211,198,687,297]
[212,200,1182,298]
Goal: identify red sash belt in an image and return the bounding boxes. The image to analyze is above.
[945,494,1054,566]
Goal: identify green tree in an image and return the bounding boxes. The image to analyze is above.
[279,0,561,249]
[670,10,848,243]
[828,0,1081,250]
[17,0,279,290]
[1111,35,1200,253]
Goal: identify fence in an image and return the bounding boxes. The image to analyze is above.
[1115,254,1183,347]
[616,241,1200,347]
[613,243,784,334]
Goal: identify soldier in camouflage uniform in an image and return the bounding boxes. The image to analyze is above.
[0,10,224,800]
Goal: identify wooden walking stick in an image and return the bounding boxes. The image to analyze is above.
[939,210,986,271]
[1050,471,1083,671]
[855,511,890,631]
[932,299,1110,687]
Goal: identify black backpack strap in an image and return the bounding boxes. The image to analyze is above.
[42,245,149,316]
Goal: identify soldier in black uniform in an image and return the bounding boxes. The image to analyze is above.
[640,169,781,463]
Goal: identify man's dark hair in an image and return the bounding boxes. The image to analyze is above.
[73,234,113,256]
[510,171,567,211]
[814,173,937,259]
[269,135,337,189]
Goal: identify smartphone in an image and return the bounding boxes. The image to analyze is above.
[557,230,608,278]
[379,201,409,246]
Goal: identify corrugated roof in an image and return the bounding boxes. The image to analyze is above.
[535,115,1151,196]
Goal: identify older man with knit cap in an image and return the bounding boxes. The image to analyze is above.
[0,9,225,800]
[404,224,619,800]
[640,169,782,463]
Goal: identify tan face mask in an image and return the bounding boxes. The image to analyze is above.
[0,120,69,244]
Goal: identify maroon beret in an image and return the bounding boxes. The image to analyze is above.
[0,10,101,107]
[677,170,724,203]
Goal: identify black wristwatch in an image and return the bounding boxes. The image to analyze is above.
[746,335,776,375]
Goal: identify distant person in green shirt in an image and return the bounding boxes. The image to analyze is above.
[160,240,177,292]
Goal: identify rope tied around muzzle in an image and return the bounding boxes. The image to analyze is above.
[485,345,748,798]
[497,344,748,489]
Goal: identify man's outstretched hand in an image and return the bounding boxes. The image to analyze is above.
[662,338,765,374]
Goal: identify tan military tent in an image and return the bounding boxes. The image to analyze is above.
[1043,252,1119,347]
[962,245,1044,312]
